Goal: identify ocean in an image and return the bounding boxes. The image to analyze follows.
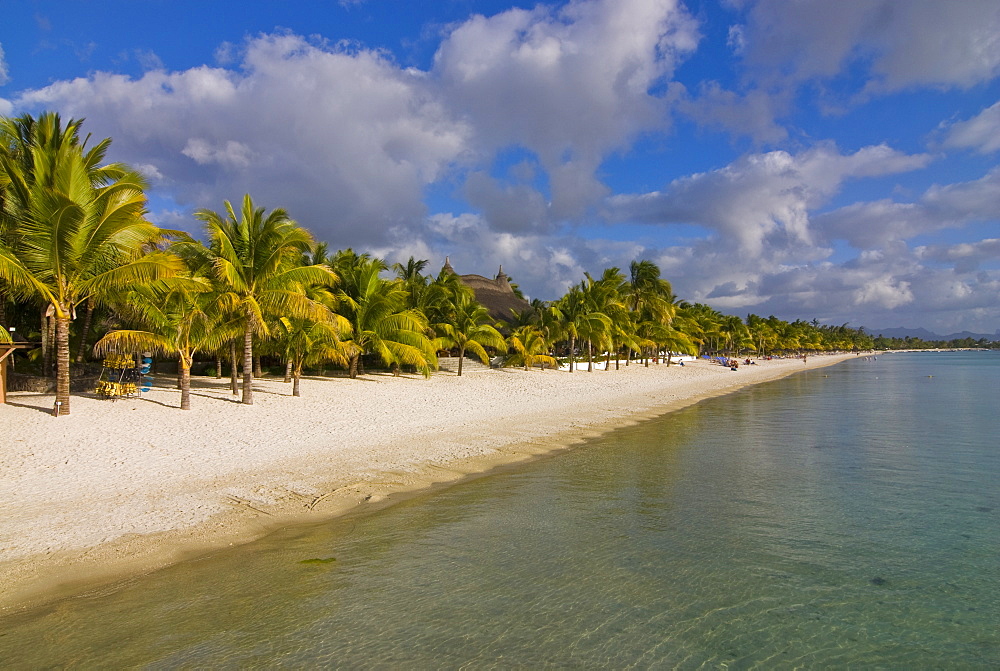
[1,351,997,668]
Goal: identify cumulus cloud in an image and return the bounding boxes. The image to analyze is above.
[17,33,471,243]
[606,143,929,255]
[941,100,1000,154]
[0,43,9,86]
[916,239,1000,273]
[735,0,1000,93]
[816,167,1000,248]
[5,0,998,333]
[593,143,974,325]
[462,171,550,234]
[435,0,700,218]
[181,138,255,169]
[670,80,789,144]
[12,0,701,245]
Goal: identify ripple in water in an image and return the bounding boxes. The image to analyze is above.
[1,352,998,668]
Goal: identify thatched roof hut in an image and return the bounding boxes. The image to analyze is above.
[442,258,532,322]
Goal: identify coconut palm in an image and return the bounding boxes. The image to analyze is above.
[625,260,679,364]
[276,315,349,396]
[94,274,221,410]
[505,325,556,370]
[555,284,611,372]
[392,256,429,310]
[195,194,337,404]
[421,266,469,326]
[334,254,436,378]
[433,290,506,376]
[0,112,180,414]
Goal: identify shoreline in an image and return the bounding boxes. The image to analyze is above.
[0,353,856,615]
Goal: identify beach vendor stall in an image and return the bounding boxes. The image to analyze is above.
[0,340,39,404]
[95,353,152,399]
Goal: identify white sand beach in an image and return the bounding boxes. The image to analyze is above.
[0,354,855,612]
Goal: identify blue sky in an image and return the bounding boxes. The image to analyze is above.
[3,0,1000,334]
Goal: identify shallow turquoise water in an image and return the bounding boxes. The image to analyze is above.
[1,352,998,668]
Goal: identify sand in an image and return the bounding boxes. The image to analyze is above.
[0,353,855,613]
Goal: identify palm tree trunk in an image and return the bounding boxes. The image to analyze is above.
[457,346,465,376]
[587,340,593,372]
[215,354,223,379]
[230,340,239,395]
[55,306,71,415]
[254,354,262,378]
[242,324,254,404]
[284,360,292,383]
[568,335,576,372]
[606,350,612,371]
[179,353,192,410]
[292,363,302,397]
[41,305,52,377]
[349,353,359,379]
[75,298,95,363]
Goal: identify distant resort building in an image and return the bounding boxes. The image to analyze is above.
[441,257,531,322]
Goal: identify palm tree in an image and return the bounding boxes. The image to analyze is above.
[195,194,337,404]
[433,290,506,376]
[505,325,557,370]
[720,314,753,355]
[625,260,679,365]
[555,284,611,372]
[392,256,429,310]
[0,112,180,414]
[420,266,468,326]
[94,274,220,410]
[276,315,349,396]
[334,253,436,378]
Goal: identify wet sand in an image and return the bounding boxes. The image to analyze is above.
[0,354,854,613]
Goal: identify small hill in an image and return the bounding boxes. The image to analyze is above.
[866,326,1000,341]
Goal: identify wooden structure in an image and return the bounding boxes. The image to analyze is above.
[441,257,532,322]
[0,342,39,404]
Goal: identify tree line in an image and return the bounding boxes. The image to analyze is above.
[1,112,919,416]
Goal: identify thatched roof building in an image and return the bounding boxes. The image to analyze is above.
[442,257,531,322]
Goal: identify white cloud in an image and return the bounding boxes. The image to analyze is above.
[16,33,471,245]
[737,0,1000,92]
[852,276,913,309]
[462,171,550,234]
[12,0,700,245]
[916,239,1000,273]
[670,80,789,144]
[181,138,254,169]
[817,167,1000,248]
[606,143,929,255]
[436,0,700,217]
[0,43,9,86]
[133,49,164,72]
[6,0,998,333]
[941,100,1000,154]
[133,163,164,182]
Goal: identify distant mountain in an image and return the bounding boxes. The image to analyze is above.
[939,330,1000,342]
[865,326,1000,341]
